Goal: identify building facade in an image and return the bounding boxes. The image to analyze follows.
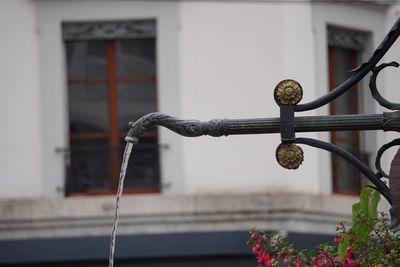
[0,0,399,266]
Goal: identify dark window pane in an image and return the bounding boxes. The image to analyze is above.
[68,84,109,133]
[332,150,360,193]
[116,39,156,77]
[66,41,107,80]
[122,137,160,189]
[334,49,357,115]
[66,139,110,194]
[117,81,157,132]
[333,48,353,84]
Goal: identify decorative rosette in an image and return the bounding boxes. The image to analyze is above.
[274,79,303,105]
[276,143,304,169]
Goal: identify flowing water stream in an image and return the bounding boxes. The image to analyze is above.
[108,142,134,267]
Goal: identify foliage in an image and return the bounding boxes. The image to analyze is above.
[248,187,400,266]
[338,187,380,259]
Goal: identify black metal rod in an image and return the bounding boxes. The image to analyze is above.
[294,17,400,112]
[126,111,399,143]
[125,112,394,204]
[376,139,400,178]
[227,113,386,135]
[295,137,392,205]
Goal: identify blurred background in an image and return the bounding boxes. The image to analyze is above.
[1,0,400,266]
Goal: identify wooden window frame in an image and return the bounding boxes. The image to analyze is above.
[328,46,362,195]
[66,38,160,196]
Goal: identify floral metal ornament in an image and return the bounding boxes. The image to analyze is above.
[274,79,303,105]
[276,143,304,169]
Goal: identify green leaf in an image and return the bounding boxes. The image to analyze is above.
[338,234,350,258]
[337,187,381,259]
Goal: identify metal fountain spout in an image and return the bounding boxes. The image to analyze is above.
[125,17,400,229]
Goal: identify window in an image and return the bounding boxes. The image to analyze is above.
[327,25,369,194]
[63,20,160,195]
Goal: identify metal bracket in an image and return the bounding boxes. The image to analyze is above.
[125,17,400,224]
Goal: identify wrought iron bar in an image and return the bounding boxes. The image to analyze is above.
[125,111,400,143]
[370,61,400,110]
[294,17,400,112]
[295,137,392,204]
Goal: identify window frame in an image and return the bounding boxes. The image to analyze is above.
[63,21,161,196]
[328,46,362,195]
[327,25,370,195]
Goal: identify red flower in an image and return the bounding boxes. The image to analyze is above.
[342,258,358,267]
[252,243,262,254]
[257,251,272,267]
[345,245,355,259]
[333,257,342,263]
[341,245,358,267]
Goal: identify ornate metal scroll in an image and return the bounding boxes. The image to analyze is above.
[370,62,400,110]
[126,17,400,227]
[294,17,400,112]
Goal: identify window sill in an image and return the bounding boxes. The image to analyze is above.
[66,188,160,197]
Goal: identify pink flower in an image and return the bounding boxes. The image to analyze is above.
[333,257,342,263]
[345,245,355,259]
[333,236,341,244]
[252,243,261,254]
[257,251,272,267]
[342,258,358,267]
[312,256,322,267]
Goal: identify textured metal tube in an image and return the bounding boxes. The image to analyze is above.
[125,111,400,143]
[225,113,385,135]
[294,113,384,132]
[223,117,281,135]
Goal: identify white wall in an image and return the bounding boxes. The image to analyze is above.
[178,2,320,194]
[0,0,42,199]
[36,0,182,197]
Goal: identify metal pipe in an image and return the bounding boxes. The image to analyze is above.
[125,111,400,143]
